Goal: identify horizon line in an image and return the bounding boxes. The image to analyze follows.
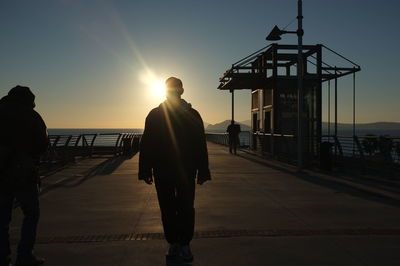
[47,120,400,130]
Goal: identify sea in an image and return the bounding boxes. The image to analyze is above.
[49,127,400,137]
[48,129,144,135]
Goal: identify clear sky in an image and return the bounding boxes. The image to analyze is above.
[1,0,399,128]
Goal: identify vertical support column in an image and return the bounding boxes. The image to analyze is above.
[353,69,356,155]
[297,0,304,170]
[271,44,278,157]
[328,80,331,141]
[316,45,322,157]
[334,68,338,155]
[231,89,235,122]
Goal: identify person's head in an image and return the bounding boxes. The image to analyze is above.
[5,85,36,108]
[165,77,184,102]
[231,120,235,125]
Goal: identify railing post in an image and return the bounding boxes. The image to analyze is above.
[353,136,364,158]
[75,135,82,147]
[115,133,123,156]
[334,136,343,157]
[90,134,97,157]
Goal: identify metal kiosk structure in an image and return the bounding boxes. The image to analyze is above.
[218,43,360,166]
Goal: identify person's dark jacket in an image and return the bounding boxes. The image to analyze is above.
[227,124,241,137]
[139,99,210,181]
[0,87,48,184]
[227,123,241,144]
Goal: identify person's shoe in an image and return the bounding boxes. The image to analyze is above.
[15,254,45,266]
[165,243,180,260]
[180,244,194,263]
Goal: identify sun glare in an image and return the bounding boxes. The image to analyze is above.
[151,81,166,100]
[139,70,166,102]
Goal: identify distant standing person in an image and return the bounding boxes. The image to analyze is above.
[0,86,48,266]
[226,120,241,155]
[139,77,211,263]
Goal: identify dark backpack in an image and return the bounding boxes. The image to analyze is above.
[0,147,38,186]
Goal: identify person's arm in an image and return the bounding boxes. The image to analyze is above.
[32,111,49,157]
[193,111,211,184]
[138,110,156,184]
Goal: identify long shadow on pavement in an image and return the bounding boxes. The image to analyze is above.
[39,154,135,196]
[93,156,130,175]
[237,152,400,208]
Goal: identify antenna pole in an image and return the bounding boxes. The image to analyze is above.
[297,0,304,170]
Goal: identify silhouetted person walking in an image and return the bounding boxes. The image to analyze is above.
[0,86,48,266]
[139,77,211,263]
[226,120,241,155]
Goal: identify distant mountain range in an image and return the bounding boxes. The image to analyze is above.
[322,122,400,130]
[322,122,400,136]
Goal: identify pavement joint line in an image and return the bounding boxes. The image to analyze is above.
[10,228,400,245]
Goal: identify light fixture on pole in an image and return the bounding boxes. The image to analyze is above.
[266,0,304,170]
[265,25,298,41]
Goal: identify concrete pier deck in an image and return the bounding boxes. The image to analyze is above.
[9,142,400,266]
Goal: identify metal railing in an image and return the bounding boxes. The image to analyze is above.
[205,131,251,147]
[208,131,400,169]
[322,135,400,165]
[255,133,297,162]
[41,133,142,170]
[206,133,229,146]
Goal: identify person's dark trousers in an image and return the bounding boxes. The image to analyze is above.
[154,171,195,245]
[0,184,40,264]
[229,138,237,154]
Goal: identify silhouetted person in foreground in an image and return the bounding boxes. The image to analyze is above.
[139,77,211,263]
[226,120,241,155]
[0,86,48,266]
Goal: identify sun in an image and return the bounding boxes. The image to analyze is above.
[151,81,166,100]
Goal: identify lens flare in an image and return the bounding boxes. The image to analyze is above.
[151,81,166,99]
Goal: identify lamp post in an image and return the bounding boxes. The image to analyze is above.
[266,0,304,170]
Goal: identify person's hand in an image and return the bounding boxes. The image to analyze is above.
[143,176,153,185]
[197,176,211,185]
[197,169,211,185]
[197,178,206,185]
